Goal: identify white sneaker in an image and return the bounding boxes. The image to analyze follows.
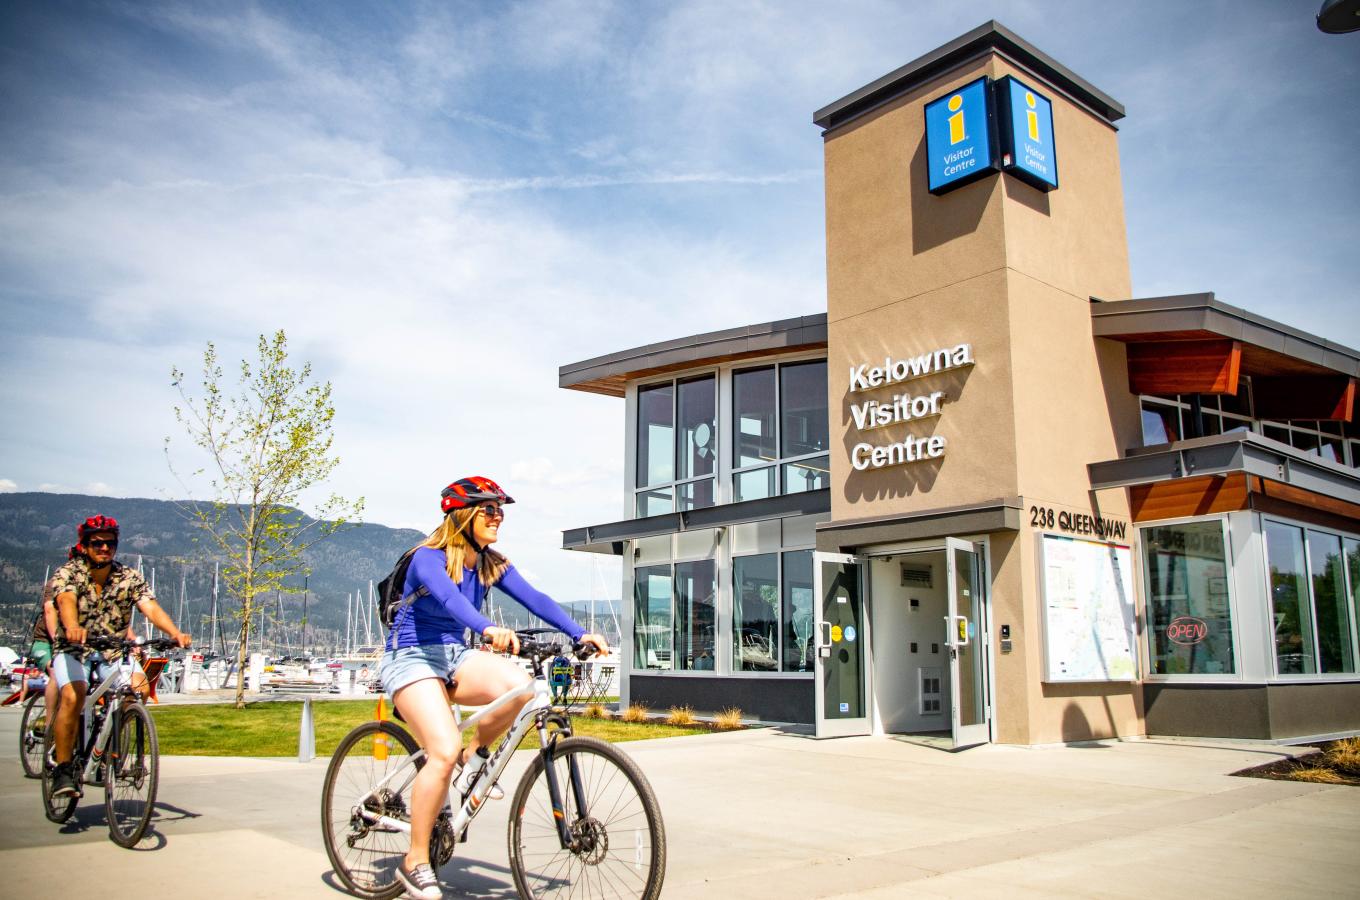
[396,860,441,900]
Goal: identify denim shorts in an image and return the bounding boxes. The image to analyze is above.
[51,652,143,689]
[380,642,472,697]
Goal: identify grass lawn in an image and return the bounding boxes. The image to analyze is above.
[150,699,710,757]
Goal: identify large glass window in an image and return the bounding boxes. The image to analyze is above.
[1308,531,1355,673]
[733,554,778,671]
[1139,377,1358,466]
[1142,521,1236,675]
[732,550,814,673]
[637,384,674,489]
[634,376,715,516]
[734,367,777,469]
[633,565,672,670]
[1263,521,1360,676]
[673,560,716,671]
[633,557,716,673]
[676,377,716,482]
[1265,521,1315,674]
[733,361,829,501]
[782,551,815,672]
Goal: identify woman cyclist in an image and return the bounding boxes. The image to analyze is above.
[381,476,609,900]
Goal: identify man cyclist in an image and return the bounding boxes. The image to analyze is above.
[48,515,191,798]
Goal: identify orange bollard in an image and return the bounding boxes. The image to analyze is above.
[373,696,388,760]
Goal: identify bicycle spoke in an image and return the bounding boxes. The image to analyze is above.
[509,736,665,899]
[322,721,422,900]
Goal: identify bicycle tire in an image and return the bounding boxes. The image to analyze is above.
[20,693,47,779]
[321,720,424,900]
[104,702,159,847]
[508,735,666,900]
[40,722,78,823]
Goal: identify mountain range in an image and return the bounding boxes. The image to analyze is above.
[0,493,621,655]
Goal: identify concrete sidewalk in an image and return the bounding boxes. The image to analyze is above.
[1,707,1355,898]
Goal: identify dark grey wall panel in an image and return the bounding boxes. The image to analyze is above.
[1267,682,1360,738]
[629,675,814,724]
[1144,684,1270,739]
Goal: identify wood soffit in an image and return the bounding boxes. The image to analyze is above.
[1091,293,1360,381]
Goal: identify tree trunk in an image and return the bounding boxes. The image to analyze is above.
[234,601,252,709]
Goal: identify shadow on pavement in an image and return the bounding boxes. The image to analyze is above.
[150,799,202,824]
[437,856,520,898]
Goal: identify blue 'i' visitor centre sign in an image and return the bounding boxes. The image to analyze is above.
[924,77,998,195]
[995,75,1058,191]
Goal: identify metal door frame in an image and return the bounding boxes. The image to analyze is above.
[813,551,871,737]
[945,537,991,749]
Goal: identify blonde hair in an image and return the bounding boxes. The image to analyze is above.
[419,508,509,587]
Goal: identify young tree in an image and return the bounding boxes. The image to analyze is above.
[167,330,363,708]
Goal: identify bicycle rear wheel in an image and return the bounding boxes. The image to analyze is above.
[40,723,78,823]
[321,720,423,900]
[104,702,159,847]
[509,735,666,900]
[20,693,48,778]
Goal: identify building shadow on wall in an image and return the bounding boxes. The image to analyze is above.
[910,138,993,254]
[1044,680,1135,744]
[1002,174,1051,217]
[839,366,974,503]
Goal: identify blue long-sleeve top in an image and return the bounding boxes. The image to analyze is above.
[387,546,585,650]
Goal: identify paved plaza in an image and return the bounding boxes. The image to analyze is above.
[1,704,1356,898]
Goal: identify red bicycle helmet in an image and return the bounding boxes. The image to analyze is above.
[77,515,120,542]
[440,477,514,513]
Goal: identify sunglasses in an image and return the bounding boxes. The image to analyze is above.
[477,504,506,521]
[86,538,118,550]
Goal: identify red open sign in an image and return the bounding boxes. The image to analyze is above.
[1167,616,1208,645]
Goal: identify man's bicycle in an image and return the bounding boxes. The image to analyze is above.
[321,630,666,900]
[41,636,178,847]
[20,690,48,778]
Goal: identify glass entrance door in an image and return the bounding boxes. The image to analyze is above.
[945,538,989,749]
[814,552,869,737]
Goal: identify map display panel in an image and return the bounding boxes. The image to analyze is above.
[1040,535,1137,682]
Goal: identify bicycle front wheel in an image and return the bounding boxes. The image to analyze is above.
[104,702,159,847]
[40,723,77,824]
[20,693,48,778]
[509,735,666,900]
[321,720,423,900]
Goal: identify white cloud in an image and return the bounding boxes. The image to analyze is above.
[1,0,1355,599]
[0,478,17,493]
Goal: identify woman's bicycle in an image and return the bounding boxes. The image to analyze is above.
[41,635,178,847]
[20,689,49,778]
[322,630,666,900]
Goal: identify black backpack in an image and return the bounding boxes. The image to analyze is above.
[377,548,428,630]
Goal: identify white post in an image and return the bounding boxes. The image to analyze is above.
[298,698,315,762]
[249,652,265,693]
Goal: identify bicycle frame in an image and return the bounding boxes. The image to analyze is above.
[355,675,583,847]
[69,655,140,783]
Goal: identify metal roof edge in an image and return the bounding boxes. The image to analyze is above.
[812,20,1124,132]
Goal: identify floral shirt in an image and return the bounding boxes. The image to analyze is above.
[30,578,56,644]
[49,557,153,658]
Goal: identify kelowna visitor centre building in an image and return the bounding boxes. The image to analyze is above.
[557,23,1360,748]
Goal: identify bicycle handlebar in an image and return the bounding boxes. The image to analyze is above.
[511,629,604,662]
[78,635,182,653]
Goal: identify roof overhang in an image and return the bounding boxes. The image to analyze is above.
[815,498,1023,553]
[1091,293,1360,379]
[559,314,827,398]
[1092,294,1360,420]
[1088,432,1360,509]
[813,20,1124,133]
[563,490,831,555]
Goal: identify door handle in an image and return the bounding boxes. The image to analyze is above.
[817,621,832,648]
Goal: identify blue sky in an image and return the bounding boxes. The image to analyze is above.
[1,1,1356,598]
